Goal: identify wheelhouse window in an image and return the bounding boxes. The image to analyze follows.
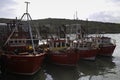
[15,40,17,43]
[19,40,21,43]
[9,39,26,45]
[57,42,60,47]
[10,41,13,44]
[62,42,65,47]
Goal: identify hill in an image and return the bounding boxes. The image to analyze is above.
[0,18,120,34]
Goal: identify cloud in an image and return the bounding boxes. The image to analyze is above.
[109,0,120,2]
[106,0,120,6]
[89,11,120,23]
[88,0,120,23]
[0,0,17,18]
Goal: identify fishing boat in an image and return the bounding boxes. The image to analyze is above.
[71,24,97,60]
[72,39,98,60]
[47,38,79,66]
[47,25,79,66]
[94,35,116,56]
[1,2,45,75]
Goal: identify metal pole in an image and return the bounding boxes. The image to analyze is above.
[25,1,30,14]
[24,1,36,54]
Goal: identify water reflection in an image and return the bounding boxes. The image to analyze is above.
[0,69,45,80]
[77,56,116,80]
[44,56,116,80]
[44,64,79,80]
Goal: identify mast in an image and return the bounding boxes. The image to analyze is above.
[3,2,36,54]
[76,11,78,20]
[21,1,36,54]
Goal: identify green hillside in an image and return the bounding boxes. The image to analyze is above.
[0,18,120,34]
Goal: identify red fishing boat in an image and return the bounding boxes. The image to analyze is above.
[72,39,98,60]
[71,24,97,60]
[95,36,116,56]
[47,38,79,66]
[45,24,80,66]
[1,2,45,75]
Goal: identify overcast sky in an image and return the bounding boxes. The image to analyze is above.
[0,0,120,23]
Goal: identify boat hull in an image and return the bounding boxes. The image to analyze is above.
[78,49,97,61]
[97,45,116,56]
[49,50,79,66]
[4,53,45,75]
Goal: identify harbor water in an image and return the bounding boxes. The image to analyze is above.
[1,34,120,80]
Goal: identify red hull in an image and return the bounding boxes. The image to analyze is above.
[50,50,79,66]
[78,49,97,60]
[97,45,116,56]
[5,53,45,75]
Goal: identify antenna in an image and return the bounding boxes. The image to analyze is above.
[73,14,75,20]
[74,11,79,20]
[25,1,30,14]
[21,1,32,21]
[76,11,78,20]
[76,11,77,20]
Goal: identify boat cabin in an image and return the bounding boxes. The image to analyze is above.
[95,37,112,45]
[72,38,96,50]
[47,38,68,51]
[8,39,26,47]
